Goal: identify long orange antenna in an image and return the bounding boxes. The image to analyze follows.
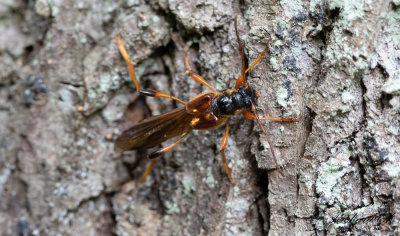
[234,15,247,89]
[234,39,271,90]
[251,104,285,177]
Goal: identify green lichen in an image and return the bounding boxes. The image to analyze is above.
[99,74,111,92]
[389,96,400,108]
[235,159,247,170]
[367,120,374,128]
[215,78,225,91]
[328,228,338,235]
[341,91,355,104]
[273,40,283,48]
[340,105,351,113]
[269,57,280,71]
[138,19,149,28]
[87,90,97,99]
[245,228,252,236]
[316,157,348,205]
[382,161,400,178]
[102,108,117,123]
[327,0,368,28]
[322,0,372,76]
[208,59,216,68]
[205,167,216,188]
[151,62,159,72]
[192,130,199,136]
[51,6,60,16]
[315,220,324,230]
[162,215,169,222]
[276,87,288,107]
[80,35,87,44]
[296,73,303,80]
[386,7,400,46]
[276,20,287,38]
[233,186,240,197]
[152,15,160,23]
[228,159,233,169]
[165,202,180,214]
[182,176,195,195]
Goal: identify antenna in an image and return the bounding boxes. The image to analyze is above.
[251,104,285,177]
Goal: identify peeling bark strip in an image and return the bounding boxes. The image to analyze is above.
[0,0,399,235]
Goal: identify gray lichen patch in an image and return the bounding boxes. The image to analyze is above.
[316,146,353,206]
[341,91,355,104]
[327,0,367,26]
[381,76,400,95]
[384,6,400,47]
[319,0,376,77]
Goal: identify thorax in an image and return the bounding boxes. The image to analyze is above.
[185,86,257,130]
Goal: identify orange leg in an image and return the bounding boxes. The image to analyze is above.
[139,132,191,182]
[116,35,186,105]
[115,35,141,92]
[242,111,298,122]
[139,159,156,182]
[182,46,217,92]
[140,89,186,105]
[234,39,271,90]
[221,122,235,185]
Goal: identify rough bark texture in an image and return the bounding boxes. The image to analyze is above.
[1,0,399,235]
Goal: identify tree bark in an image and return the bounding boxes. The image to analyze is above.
[1,0,399,235]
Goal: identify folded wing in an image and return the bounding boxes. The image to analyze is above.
[114,107,194,153]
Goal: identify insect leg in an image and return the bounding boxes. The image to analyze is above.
[138,131,191,182]
[242,111,298,122]
[115,35,141,92]
[148,131,191,158]
[221,122,235,185]
[139,89,186,105]
[182,46,217,92]
[116,35,186,105]
[139,159,156,182]
[234,39,271,90]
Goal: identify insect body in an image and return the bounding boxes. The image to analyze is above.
[114,16,297,184]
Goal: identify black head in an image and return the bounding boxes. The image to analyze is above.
[237,86,257,110]
[211,86,258,116]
